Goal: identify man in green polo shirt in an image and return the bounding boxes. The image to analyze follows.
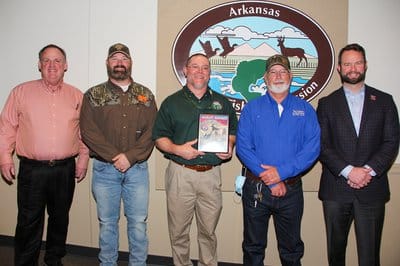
[152,53,237,266]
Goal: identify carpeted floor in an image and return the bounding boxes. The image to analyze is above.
[0,236,239,265]
[0,244,114,266]
[0,236,173,266]
[0,244,174,266]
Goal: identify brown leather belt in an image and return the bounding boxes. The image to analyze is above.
[243,167,301,186]
[173,160,214,172]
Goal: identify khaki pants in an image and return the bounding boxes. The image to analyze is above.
[165,161,222,266]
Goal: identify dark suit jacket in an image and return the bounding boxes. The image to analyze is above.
[317,85,399,203]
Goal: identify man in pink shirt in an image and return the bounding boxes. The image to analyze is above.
[0,44,89,266]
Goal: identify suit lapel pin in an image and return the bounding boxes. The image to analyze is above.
[370,95,376,101]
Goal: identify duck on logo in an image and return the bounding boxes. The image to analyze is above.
[172,1,334,115]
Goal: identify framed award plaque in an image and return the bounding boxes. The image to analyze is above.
[198,113,229,153]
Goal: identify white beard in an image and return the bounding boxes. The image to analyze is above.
[268,83,289,94]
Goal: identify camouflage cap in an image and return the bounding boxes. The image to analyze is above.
[266,54,291,72]
[108,43,131,58]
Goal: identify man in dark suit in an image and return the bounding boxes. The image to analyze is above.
[317,43,400,266]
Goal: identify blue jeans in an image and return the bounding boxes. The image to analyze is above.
[92,159,149,266]
[242,178,304,266]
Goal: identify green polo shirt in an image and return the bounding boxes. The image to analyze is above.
[152,86,238,165]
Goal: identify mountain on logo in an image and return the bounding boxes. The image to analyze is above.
[230,42,280,57]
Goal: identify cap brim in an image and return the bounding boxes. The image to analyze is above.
[267,62,290,71]
[108,51,131,58]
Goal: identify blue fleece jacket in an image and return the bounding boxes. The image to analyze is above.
[236,92,320,181]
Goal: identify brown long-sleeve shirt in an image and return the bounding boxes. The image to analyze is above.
[80,79,157,164]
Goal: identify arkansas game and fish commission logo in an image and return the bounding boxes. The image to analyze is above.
[172,0,335,115]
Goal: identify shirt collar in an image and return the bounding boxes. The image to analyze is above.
[183,86,212,101]
[107,79,133,93]
[265,91,290,107]
[343,85,366,97]
[41,79,63,93]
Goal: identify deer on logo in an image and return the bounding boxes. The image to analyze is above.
[277,36,308,67]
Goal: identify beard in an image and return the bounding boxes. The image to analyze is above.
[268,82,290,94]
[107,65,131,80]
[340,71,366,84]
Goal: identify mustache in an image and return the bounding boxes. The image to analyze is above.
[347,71,361,75]
[113,65,127,71]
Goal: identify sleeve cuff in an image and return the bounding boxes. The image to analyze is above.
[340,165,353,179]
[364,165,377,176]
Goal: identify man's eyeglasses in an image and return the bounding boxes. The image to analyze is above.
[268,69,289,76]
[187,65,210,72]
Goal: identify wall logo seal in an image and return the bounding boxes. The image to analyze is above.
[172,1,334,114]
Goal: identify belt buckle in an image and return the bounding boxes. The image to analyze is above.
[48,160,56,167]
[197,165,207,172]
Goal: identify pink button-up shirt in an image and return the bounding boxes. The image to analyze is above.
[0,79,89,170]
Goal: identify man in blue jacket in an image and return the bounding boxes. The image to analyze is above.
[236,54,320,266]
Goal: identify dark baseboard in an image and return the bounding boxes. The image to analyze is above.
[0,235,240,265]
[0,235,13,246]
